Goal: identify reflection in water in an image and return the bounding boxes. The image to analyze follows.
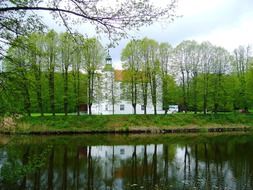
[0,135,253,190]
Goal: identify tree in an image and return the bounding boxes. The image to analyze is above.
[139,39,150,114]
[158,42,173,114]
[83,38,104,115]
[1,31,91,115]
[71,34,84,116]
[139,38,160,114]
[4,37,32,116]
[233,45,251,112]
[121,40,141,114]
[146,40,160,115]
[0,1,45,59]
[44,30,58,116]
[174,41,192,113]
[210,47,231,113]
[28,33,44,116]
[200,42,214,114]
[59,32,74,116]
[0,0,177,59]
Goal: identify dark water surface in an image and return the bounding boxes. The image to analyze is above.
[0,133,253,190]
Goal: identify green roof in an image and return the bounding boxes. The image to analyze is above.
[103,64,114,71]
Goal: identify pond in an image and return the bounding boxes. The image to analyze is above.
[0,133,253,190]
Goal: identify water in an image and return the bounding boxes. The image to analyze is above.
[0,133,253,190]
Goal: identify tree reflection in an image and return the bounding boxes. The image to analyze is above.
[47,147,54,190]
[87,146,93,190]
[204,144,211,190]
[163,145,169,184]
[143,145,149,190]
[19,146,30,190]
[1,135,253,190]
[131,145,137,188]
[152,145,157,188]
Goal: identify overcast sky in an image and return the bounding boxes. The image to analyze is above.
[43,0,253,69]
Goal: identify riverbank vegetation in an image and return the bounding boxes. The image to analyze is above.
[0,114,252,134]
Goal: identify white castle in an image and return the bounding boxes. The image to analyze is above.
[89,53,178,115]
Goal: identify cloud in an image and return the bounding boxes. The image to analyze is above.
[36,0,253,68]
[110,0,253,67]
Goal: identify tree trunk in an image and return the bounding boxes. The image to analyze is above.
[34,68,43,116]
[162,79,168,115]
[186,70,190,112]
[181,70,187,113]
[88,104,92,115]
[36,82,43,116]
[133,103,136,114]
[150,76,157,115]
[88,72,94,115]
[193,75,197,114]
[64,68,68,116]
[203,73,209,115]
[77,71,80,116]
[22,78,31,116]
[49,69,55,116]
[141,73,148,115]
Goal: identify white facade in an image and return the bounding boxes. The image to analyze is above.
[90,144,163,159]
[89,61,174,115]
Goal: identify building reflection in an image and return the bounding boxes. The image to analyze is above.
[0,139,253,190]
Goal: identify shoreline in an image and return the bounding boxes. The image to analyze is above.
[0,126,250,135]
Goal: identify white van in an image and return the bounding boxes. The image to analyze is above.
[168,105,179,113]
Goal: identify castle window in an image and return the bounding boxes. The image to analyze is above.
[141,105,145,110]
[120,104,124,111]
[105,105,108,111]
[120,148,125,155]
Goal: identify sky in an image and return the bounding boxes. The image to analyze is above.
[42,0,253,69]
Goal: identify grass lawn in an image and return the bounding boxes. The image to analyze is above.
[1,112,253,134]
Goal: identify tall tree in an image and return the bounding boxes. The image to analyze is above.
[44,30,58,116]
[121,40,141,114]
[174,41,191,113]
[200,42,214,114]
[147,40,160,115]
[28,33,44,116]
[83,38,104,115]
[210,47,231,113]
[189,41,201,114]
[139,38,160,114]
[60,32,74,116]
[4,37,32,116]
[159,42,173,114]
[233,45,251,112]
[72,34,84,116]
[139,39,150,114]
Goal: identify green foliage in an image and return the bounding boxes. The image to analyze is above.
[1,31,96,115]
[0,145,52,183]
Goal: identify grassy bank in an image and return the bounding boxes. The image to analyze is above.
[1,113,253,134]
